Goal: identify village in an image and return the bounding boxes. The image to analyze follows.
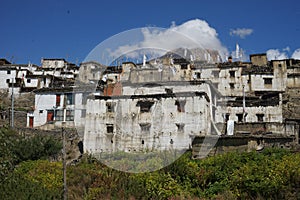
[0,50,299,156]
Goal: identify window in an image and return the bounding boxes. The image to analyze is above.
[7,70,11,74]
[27,79,31,83]
[229,83,235,89]
[43,77,47,84]
[39,110,43,114]
[212,71,219,77]
[175,100,186,112]
[278,64,282,68]
[55,110,63,121]
[137,101,154,113]
[264,78,272,85]
[170,139,174,144]
[229,70,235,78]
[106,102,115,112]
[165,88,173,94]
[46,110,54,122]
[66,93,74,105]
[6,79,10,83]
[176,123,185,133]
[236,114,243,122]
[107,124,114,133]
[81,109,86,118]
[256,114,264,122]
[225,113,230,122]
[195,72,201,79]
[140,123,151,134]
[83,66,87,70]
[56,94,61,107]
[180,64,188,69]
[66,110,74,121]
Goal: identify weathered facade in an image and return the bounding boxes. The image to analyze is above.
[84,83,219,153]
[14,52,299,155]
[82,53,300,154]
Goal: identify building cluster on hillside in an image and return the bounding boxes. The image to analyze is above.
[0,52,299,154]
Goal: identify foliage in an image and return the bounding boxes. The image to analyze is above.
[13,134,62,162]
[1,128,300,200]
[0,127,63,199]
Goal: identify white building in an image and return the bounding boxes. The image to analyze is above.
[27,87,88,131]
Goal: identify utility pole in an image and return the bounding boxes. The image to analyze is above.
[62,95,67,200]
[242,84,246,122]
[11,78,14,128]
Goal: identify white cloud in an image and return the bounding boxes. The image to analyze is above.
[230,28,253,39]
[108,19,228,61]
[291,48,300,59]
[266,49,288,60]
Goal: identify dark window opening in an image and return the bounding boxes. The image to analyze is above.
[229,71,235,78]
[264,78,272,85]
[256,114,264,122]
[137,101,154,113]
[106,102,115,112]
[181,64,188,69]
[56,94,61,107]
[170,139,174,144]
[39,110,43,114]
[43,77,47,84]
[27,79,31,83]
[165,88,173,94]
[225,113,230,122]
[6,79,10,83]
[140,123,151,134]
[236,113,243,122]
[7,70,11,74]
[107,124,114,133]
[141,140,144,145]
[229,83,235,89]
[175,100,186,112]
[84,66,87,70]
[176,123,185,132]
[278,64,282,68]
[195,72,201,79]
[66,93,74,105]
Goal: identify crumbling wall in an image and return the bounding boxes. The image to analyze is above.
[84,92,211,153]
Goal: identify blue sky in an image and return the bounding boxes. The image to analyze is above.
[1,0,300,65]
